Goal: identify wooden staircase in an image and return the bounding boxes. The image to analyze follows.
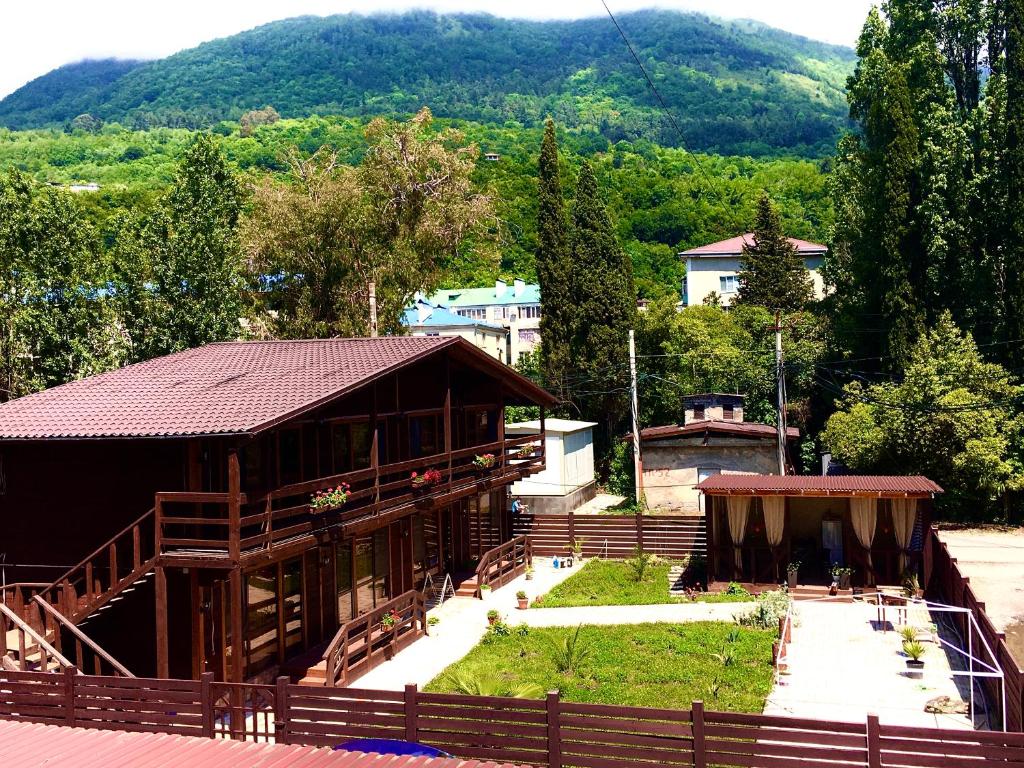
[453,573,479,598]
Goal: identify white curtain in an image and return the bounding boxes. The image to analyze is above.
[726,496,751,575]
[891,498,918,575]
[850,497,878,585]
[762,496,785,548]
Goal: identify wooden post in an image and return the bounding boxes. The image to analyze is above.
[275,676,290,745]
[866,713,881,768]
[568,510,575,552]
[405,683,419,742]
[63,665,77,727]
[546,690,561,768]
[229,569,244,684]
[200,671,215,737]
[692,700,706,768]
[228,448,241,562]
[155,566,169,679]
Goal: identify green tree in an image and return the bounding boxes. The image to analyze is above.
[535,119,574,402]
[823,313,1024,518]
[1002,0,1024,361]
[736,193,813,311]
[568,161,636,449]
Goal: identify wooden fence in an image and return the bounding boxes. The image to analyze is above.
[475,535,532,595]
[928,527,1024,732]
[515,513,705,560]
[2,668,1024,766]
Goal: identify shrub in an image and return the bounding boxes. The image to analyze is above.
[516,590,527,599]
[486,609,500,621]
[625,546,657,582]
[445,670,544,698]
[737,589,790,630]
[548,624,591,675]
[427,615,440,626]
[725,582,751,597]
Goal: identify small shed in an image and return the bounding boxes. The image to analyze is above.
[507,418,596,513]
[696,474,943,587]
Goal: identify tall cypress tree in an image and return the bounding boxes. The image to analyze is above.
[535,118,573,401]
[736,193,813,311]
[570,161,636,449]
[1003,0,1024,360]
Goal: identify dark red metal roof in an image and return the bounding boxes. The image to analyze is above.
[680,233,827,257]
[696,474,943,497]
[639,420,799,441]
[0,720,531,768]
[0,337,554,440]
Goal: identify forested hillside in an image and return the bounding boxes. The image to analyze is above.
[0,115,832,297]
[0,10,855,156]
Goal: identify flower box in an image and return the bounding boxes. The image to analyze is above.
[310,483,351,514]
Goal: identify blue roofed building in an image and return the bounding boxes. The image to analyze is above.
[402,298,509,363]
[426,278,541,365]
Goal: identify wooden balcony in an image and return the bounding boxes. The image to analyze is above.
[156,434,544,567]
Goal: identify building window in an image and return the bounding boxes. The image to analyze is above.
[456,307,487,320]
[693,404,705,420]
[723,403,734,420]
[331,421,372,474]
[519,305,541,319]
[681,277,688,305]
[720,275,738,294]
[336,542,353,624]
[518,328,539,344]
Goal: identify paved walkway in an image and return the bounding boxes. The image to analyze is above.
[519,601,752,627]
[765,601,974,729]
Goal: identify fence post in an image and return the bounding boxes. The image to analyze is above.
[276,676,290,745]
[405,683,419,743]
[692,700,706,768]
[636,509,645,552]
[200,672,215,738]
[866,713,881,768]
[568,511,575,551]
[63,665,77,727]
[547,690,562,768]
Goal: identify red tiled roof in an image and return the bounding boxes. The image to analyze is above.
[0,719,528,768]
[680,234,827,257]
[695,474,943,497]
[0,337,555,440]
[639,420,799,441]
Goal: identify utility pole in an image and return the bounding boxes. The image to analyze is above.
[628,329,643,504]
[368,281,378,337]
[773,311,788,475]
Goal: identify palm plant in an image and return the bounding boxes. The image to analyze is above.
[445,671,544,698]
[549,624,592,675]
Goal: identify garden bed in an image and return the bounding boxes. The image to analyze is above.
[537,558,752,607]
[425,622,774,711]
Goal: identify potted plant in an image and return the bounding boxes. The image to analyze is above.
[310,483,352,513]
[516,590,528,610]
[515,445,533,460]
[379,609,400,632]
[831,565,852,590]
[486,609,501,626]
[525,565,534,581]
[899,625,918,645]
[473,453,497,471]
[902,572,922,599]
[903,640,926,678]
[786,561,800,590]
[479,583,492,599]
[411,468,442,492]
[571,537,585,561]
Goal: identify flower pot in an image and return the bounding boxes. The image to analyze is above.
[487,615,498,626]
[517,598,529,610]
[906,659,925,679]
[839,573,851,590]
[787,572,798,590]
[525,573,533,581]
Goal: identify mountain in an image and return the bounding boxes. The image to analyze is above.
[0,11,856,156]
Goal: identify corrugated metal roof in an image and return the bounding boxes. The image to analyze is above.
[0,337,554,440]
[696,474,943,496]
[639,420,800,441]
[680,233,827,257]
[403,300,505,331]
[0,720,529,768]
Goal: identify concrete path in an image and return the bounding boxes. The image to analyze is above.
[765,601,974,729]
[573,493,626,515]
[517,601,753,627]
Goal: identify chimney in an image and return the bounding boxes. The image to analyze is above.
[514,278,526,297]
[416,301,432,323]
[495,279,507,298]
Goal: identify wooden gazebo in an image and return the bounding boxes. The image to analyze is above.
[696,475,943,587]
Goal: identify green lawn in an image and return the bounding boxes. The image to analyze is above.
[538,559,752,607]
[425,622,775,712]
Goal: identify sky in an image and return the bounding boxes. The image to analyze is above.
[0,0,875,100]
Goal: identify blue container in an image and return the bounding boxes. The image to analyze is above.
[334,738,452,758]
[553,556,560,569]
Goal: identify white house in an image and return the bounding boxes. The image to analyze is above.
[680,234,827,307]
[507,419,596,514]
[402,299,509,362]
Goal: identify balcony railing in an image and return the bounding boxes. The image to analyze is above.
[156,435,544,562]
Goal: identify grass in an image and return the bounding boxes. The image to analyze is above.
[538,559,754,607]
[425,622,775,712]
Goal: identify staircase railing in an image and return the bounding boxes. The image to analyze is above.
[474,535,532,597]
[31,596,133,677]
[0,602,74,673]
[322,590,428,687]
[35,508,157,622]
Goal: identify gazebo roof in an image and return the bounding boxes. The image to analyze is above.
[696,474,943,498]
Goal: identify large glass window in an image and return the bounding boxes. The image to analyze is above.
[278,428,302,486]
[331,422,372,474]
[410,414,441,458]
[281,558,303,655]
[354,530,391,614]
[336,542,353,624]
[412,516,426,587]
[245,566,278,677]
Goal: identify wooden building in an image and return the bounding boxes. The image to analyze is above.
[0,337,554,683]
[696,474,943,586]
